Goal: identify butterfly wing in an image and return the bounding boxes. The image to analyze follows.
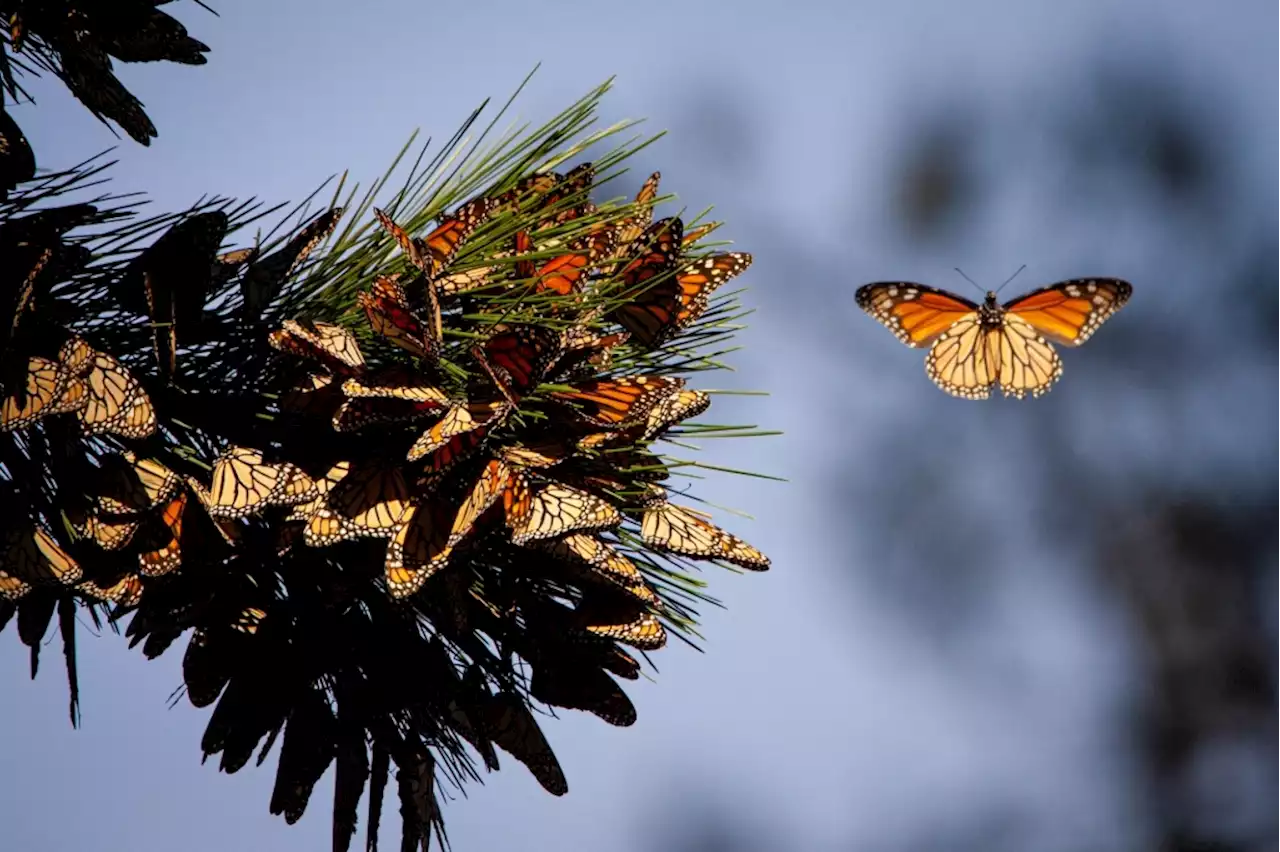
[1002,278,1132,346]
[922,313,1001,400]
[856,282,981,348]
[992,314,1064,399]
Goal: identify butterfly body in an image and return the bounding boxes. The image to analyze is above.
[856,278,1131,400]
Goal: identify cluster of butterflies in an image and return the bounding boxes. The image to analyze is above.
[856,276,1133,399]
[0,164,770,847]
[4,0,211,147]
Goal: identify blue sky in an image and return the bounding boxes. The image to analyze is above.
[3,1,1274,850]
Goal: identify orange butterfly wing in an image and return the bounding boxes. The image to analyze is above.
[1002,278,1132,346]
[855,282,979,348]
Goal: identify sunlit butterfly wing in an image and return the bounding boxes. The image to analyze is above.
[93,451,181,515]
[613,171,661,248]
[357,274,439,360]
[548,376,683,429]
[385,499,454,598]
[640,388,711,440]
[0,356,81,431]
[1002,278,1132,346]
[76,572,143,607]
[507,482,622,546]
[572,592,667,651]
[854,282,980,348]
[613,250,752,348]
[77,351,156,438]
[269,319,366,375]
[681,221,722,246]
[340,366,449,404]
[3,521,83,589]
[640,502,770,570]
[536,534,658,604]
[303,463,410,546]
[406,400,510,464]
[536,162,595,231]
[136,494,187,577]
[242,208,343,318]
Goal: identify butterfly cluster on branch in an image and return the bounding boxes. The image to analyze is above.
[0,162,769,851]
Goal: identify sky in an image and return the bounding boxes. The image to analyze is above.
[3,1,1275,851]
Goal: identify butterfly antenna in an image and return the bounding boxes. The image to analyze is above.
[953,267,984,295]
[994,264,1027,295]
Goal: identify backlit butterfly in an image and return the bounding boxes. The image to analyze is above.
[855,278,1133,399]
[77,351,157,439]
[269,318,366,375]
[476,690,568,796]
[474,324,563,400]
[572,591,667,651]
[548,376,683,429]
[198,446,316,519]
[358,275,440,360]
[641,502,770,570]
[0,356,85,431]
[242,207,344,318]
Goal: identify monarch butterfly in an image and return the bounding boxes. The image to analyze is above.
[242,207,344,318]
[93,451,181,515]
[532,251,590,297]
[269,319,366,375]
[302,462,411,546]
[70,506,141,551]
[406,399,510,462]
[476,690,568,796]
[613,251,753,348]
[358,274,441,361]
[572,592,667,651]
[1,521,83,598]
[332,396,450,433]
[497,440,572,470]
[681,220,722,246]
[640,388,711,440]
[135,494,188,577]
[277,372,344,418]
[537,534,658,604]
[77,351,157,439]
[120,211,228,376]
[269,685,339,825]
[385,499,455,598]
[57,334,95,378]
[568,220,620,265]
[530,659,637,727]
[199,446,316,519]
[340,367,449,404]
[284,461,350,522]
[375,199,496,277]
[477,324,563,397]
[212,246,257,287]
[550,329,630,379]
[855,278,1134,399]
[507,480,622,546]
[548,376,683,429]
[612,171,661,250]
[640,501,770,570]
[76,572,144,607]
[0,356,84,431]
[536,162,596,231]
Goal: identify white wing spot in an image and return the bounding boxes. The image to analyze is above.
[1086,281,1098,292]
[1065,285,1081,297]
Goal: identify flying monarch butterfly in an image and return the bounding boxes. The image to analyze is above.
[572,592,667,651]
[855,278,1134,399]
[198,446,316,519]
[506,480,622,546]
[77,350,157,439]
[302,462,411,546]
[476,690,568,796]
[1,521,83,598]
[548,376,684,429]
[613,251,753,348]
[405,399,509,464]
[242,207,344,318]
[358,274,440,360]
[0,356,85,431]
[640,388,711,440]
[92,451,181,515]
[268,318,366,375]
[537,534,658,604]
[641,501,770,570]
